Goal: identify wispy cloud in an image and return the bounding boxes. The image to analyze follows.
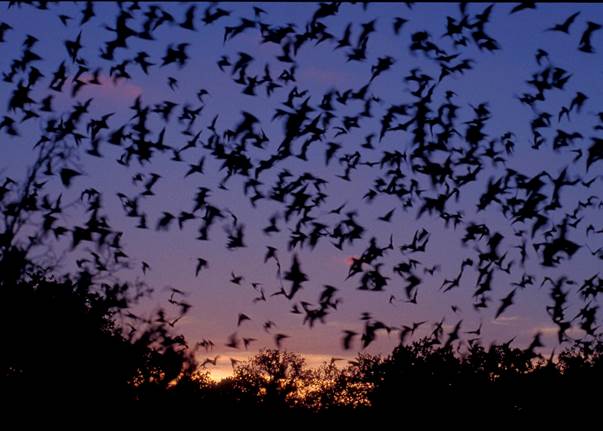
[491,315,522,326]
[299,65,354,87]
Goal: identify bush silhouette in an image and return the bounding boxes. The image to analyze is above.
[0,246,197,412]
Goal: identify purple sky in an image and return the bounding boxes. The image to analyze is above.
[1,2,602,378]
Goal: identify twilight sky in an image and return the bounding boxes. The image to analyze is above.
[1,2,602,379]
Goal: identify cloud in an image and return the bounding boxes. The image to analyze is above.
[56,73,143,107]
[299,65,354,87]
[491,315,521,326]
[343,255,358,266]
[81,74,143,101]
[328,255,358,268]
[530,325,581,338]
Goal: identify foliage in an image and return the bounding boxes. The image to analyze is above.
[231,348,310,409]
[0,149,197,409]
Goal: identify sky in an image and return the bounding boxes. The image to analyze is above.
[1,2,602,380]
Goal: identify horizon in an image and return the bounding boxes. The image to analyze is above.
[1,2,602,382]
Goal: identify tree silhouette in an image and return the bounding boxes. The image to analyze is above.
[231,348,310,409]
[303,358,372,412]
[0,149,198,412]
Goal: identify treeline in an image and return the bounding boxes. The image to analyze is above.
[1,263,600,420]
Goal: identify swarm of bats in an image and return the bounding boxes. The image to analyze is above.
[0,2,602,364]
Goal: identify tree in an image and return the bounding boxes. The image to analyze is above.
[0,149,197,411]
[231,349,311,410]
[304,358,374,413]
[0,259,199,409]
